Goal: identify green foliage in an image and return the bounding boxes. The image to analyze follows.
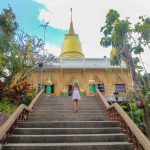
[121,101,145,130]
[105,9,120,26]
[100,37,112,47]
[0,54,5,70]
[114,19,131,36]
[120,91,147,131]
[103,26,113,36]
[0,6,18,37]
[110,56,120,66]
[20,88,36,106]
[132,57,140,64]
[127,91,138,102]
[100,9,149,63]
[141,73,150,90]
[100,9,131,48]
[135,16,150,45]
[0,100,16,114]
[20,95,32,106]
[132,44,144,55]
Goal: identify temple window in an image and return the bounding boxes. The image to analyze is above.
[98,84,105,93]
[115,84,126,92]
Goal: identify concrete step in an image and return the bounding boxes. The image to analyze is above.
[42,96,97,99]
[30,112,107,116]
[18,121,120,128]
[7,134,128,143]
[40,100,99,103]
[2,142,133,150]
[38,102,101,104]
[43,100,99,102]
[14,127,122,135]
[34,108,104,111]
[32,110,106,114]
[30,114,107,118]
[36,104,103,107]
[29,114,108,119]
[38,100,100,102]
[35,106,105,110]
[37,104,102,107]
[28,117,108,121]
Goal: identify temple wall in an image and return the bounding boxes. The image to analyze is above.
[24,68,132,96]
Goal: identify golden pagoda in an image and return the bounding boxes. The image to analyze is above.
[60,9,84,58]
[110,47,117,58]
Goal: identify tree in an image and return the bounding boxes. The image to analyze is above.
[0,7,58,85]
[100,9,150,138]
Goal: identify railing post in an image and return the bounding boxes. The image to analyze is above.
[122,120,127,134]
[112,108,116,120]
[126,127,133,143]
[132,134,138,150]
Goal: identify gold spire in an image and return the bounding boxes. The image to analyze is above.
[68,8,75,34]
[110,47,117,58]
[59,9,84,58]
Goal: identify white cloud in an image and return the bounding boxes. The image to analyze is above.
[44,43,61,57]
[35,0,150,71]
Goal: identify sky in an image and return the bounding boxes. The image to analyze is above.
[0,0,150,71]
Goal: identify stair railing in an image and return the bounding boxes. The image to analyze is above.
[96,89,150,150]
[0,89,44,144]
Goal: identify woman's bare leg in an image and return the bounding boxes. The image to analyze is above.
[74,99,78,112]
[76,100,78,111]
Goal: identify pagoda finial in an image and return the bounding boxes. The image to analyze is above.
[70,8,72,22]
[68,8,75,34]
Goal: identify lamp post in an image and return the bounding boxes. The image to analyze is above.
[38,22,49,91]
[113,91,119,103]
[40,22,49,43]
[38,62,43,90]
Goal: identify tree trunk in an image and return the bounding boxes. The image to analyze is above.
[121,37,145,104]
[144,103,150,139]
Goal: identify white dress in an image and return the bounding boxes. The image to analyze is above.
[72,87,81,100]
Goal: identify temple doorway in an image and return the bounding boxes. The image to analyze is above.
[51,84,55,93]
[44,84,55,94]
[68,85,73,96]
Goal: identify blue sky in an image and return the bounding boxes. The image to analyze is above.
[0,0,67,46]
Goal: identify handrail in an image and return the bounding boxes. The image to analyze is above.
[113,103,150,150]
[0,89,44,143]
[96,89,110,109]
[28,90,44,110]
[96,89,150,150]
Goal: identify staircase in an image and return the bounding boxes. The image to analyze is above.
[2,96,133,150]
